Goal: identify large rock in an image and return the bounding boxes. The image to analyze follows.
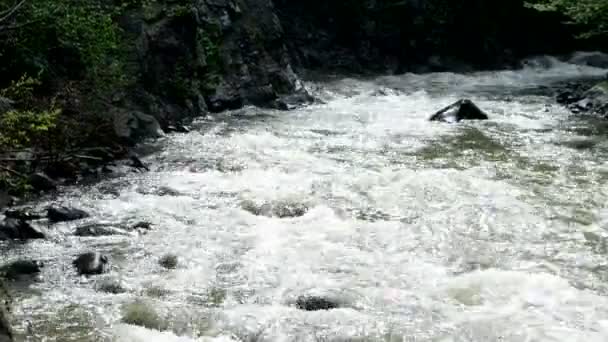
[73,252,109,276]
[429,99,489,123]
[47,206,90,223]
[113,110,164,143]
[28,172,57,192]
[0,219,45,240]
[573,82,608,116]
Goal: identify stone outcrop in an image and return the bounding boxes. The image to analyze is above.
[274,0,581,74]
[118,0,305,129]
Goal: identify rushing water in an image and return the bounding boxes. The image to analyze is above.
[4,55,608,342]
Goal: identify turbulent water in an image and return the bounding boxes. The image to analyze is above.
[4,54,608,342]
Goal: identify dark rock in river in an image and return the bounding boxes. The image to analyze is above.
[557,81,608,117]
[47,206,90,223]
[132,221,152,230]
[0,260,43,281]
[159,254,179,270]
[73,252,109,276]
[4,208,42,221]
[429,99,489,123]
[75,224,127,237]
[28,172,57,192]
[0,219,45,240]
[113,110,164,144]
[295,296,339,311]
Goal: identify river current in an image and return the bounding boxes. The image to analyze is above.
[3,54,608,342]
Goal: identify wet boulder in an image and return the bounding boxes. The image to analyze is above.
[0,219,45,240]
[73,252,109,275]
[113,110,164,143]
[47,206,89,223]
[429,99,489,123]
[295,296,339,311]
[570,82,608,116]
[0,260,43,281]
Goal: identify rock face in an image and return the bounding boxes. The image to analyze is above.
[119,0,306,127]
[429,99,489,123]
[274,0,580,73]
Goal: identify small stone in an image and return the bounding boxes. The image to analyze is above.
[132,221,152,230]
[295,296,339,311]
[73,252,109,275]
[159,254,178,269]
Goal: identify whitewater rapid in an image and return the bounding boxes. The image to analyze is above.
[4,54,608,342]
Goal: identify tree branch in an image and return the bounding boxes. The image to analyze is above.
[0,0,27,25]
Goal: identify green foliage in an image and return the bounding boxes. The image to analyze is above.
[0,107,60,149]
[0,0,129,91]
[526,0,608,38]
[0,73,41,104]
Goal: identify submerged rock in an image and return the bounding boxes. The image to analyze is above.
[0,219,45,240]
[241,200,309,218]
[273,90,315,110]
[75,224,127,237]
[132,221,152,230]
[295,296,339,311]
[0,260,43,280]
[158,254,178,270]
[429,99,489,123]
[47,206,89,223]
[95,277,127,294]
[73,252,109,276]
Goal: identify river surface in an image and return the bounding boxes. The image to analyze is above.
[3,55,608,342]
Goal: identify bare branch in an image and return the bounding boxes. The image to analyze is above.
[0,0,27,25]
